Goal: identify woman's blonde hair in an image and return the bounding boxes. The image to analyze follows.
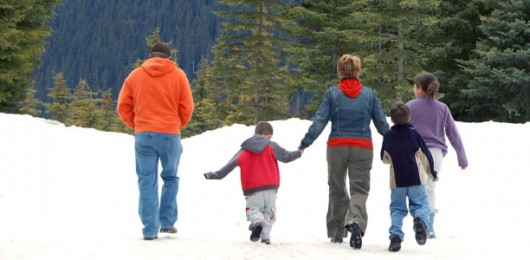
[337,54,362,79]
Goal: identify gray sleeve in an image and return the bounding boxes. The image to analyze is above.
[204,150,242,179]
[270,142,301,163]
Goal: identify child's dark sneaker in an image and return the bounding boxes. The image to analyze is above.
[389,235,402,252]
[250,223,263,242]
[160,226,178,234]
[261,239,271,245]
[345,221,362,249]
[330,237,343,243]
[413,217,427,245]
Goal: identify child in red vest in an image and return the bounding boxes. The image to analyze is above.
[204,121,303,244]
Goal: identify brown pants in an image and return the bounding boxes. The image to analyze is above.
[326,146,373,239]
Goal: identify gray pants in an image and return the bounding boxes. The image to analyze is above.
[326,146,372,239]
[246,190,277,240]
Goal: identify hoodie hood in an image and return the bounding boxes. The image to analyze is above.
[241,135,270,154]
[141,57,176,77]
[338,78,362,98]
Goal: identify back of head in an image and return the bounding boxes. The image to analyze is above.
[255,121,273,135]
[150,42,171,59]
[414,71,439,98]
[390,102,410,125]
[337,54,362,80]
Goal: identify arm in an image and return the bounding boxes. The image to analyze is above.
[371,89,390,135]
[270,142,302,163]
[416,132,438,181]
[178,70,194,128]
[116,80,135,129]
[204,150,242,179]
[299,89,332,149]
[444,106,468,169]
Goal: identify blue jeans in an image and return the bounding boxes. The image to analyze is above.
[135,132,183,237]
[389,185,429,240]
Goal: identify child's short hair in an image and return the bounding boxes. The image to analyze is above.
[255,121,273,135]
[390,102,410,125]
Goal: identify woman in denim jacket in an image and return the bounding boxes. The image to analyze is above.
[299,54,390,249]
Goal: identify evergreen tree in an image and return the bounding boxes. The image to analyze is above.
[19,82,42,116]
[348,0,441,110]
[98,89,127,132]
[210,0,294,125]
[45,72,72,123]
[0,0,60,112]
[422,0,491,121]
[283,0,361,115]
[459,0,529,123]
[68,79,100,127]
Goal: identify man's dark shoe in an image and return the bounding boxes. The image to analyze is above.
[160,226,178,234]
[413,217,427,245]
[330,237,343,243]
[250,223,263,242]
[143,235,158,240]
[345,221,362,249]
[389,235,402,252]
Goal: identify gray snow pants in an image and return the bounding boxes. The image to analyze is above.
[326,146,372,239]
[246,189,277,240]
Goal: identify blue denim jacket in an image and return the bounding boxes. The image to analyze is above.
[300,85,390,149]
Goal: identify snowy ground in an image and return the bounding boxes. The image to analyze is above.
[0,112,529,259]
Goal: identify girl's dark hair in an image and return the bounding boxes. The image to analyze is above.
[390,102,410,125]
[255,121,273,135]
[414,72,440,98]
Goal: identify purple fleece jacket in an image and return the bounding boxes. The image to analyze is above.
[406,96,468,167]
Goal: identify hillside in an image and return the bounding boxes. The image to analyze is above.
[32,0,220,101]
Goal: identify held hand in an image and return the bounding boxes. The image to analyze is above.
[298,149,304,156]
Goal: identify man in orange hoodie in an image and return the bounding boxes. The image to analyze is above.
[117,42,194,240]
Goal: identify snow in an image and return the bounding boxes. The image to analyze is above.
[0,112,529,259]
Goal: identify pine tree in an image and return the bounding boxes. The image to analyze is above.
[283,0,361,115]
[68,79,101,128]
[459,0,529,123]
[0,0,60,111]
[46,72,72,123]
[348,0,441,110]
[19,82,42,116]
[209,0,294,125]
[98,89,128,132]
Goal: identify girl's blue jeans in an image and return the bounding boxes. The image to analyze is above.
[135,132,183,237]
[389,185,430,240]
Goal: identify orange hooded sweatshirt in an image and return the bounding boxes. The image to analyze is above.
[117,57,194,135]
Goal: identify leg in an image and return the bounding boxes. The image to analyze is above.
[344,147,373,234]
[408,185,429,245]
[246,192,266,242]
[326,146,350,240]
[427,148,444,236]
[158,134,183,229]
[135,132,160,237]
[260,190,277,242]
[389,188,407,240]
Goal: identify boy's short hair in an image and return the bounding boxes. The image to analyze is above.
[255,121,273,135]
[390,103,410,125]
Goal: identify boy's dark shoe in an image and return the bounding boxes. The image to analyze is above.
[261,239,271,245]
[160,226,178,234]
[330,237,343,243]
[143,235,158,241]
[413,217,427,245]
[345,221,362,249]
[250,223,263,242]
[389,235,402,252]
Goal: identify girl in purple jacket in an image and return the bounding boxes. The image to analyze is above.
[406,72,469,239]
